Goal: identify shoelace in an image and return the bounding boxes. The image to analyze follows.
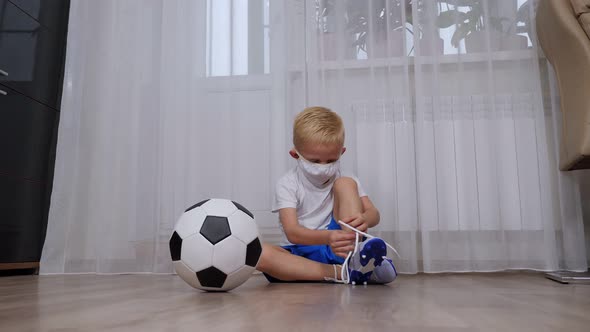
[337,220,400,284]
[323,231,361,284]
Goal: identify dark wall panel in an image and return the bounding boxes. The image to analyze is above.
[0,0,69,270]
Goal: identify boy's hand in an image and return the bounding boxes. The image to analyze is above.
[341,214,369,233]
[329,231,356,258]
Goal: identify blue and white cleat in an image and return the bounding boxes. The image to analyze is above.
[344,238,397,285]
[337,221,399,285]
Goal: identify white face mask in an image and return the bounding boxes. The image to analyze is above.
[295,150,341,187]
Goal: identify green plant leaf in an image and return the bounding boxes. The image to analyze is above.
[451,22,471,47]
[465,7,481,21]
[436,10,467,28]
[516,0,531,23]
[488,16,509,33]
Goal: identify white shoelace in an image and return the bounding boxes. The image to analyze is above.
[323,231,360,284]
[336,220,400,284]
[337,221,401,258]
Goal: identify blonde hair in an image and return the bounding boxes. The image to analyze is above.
[293,107,344,149]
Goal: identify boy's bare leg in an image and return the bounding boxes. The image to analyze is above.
[256,177,361,282]
[257,244,341,281]
[333,177,363,225]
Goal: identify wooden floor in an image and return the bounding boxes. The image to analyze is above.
[1,272,589,332]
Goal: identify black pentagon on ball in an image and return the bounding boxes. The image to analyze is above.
[200,216,231,245]
[196,266,227,288]
[245,238,262,267]
[185,199,210,212]
[232,200,254,219]
[169,231,182,261]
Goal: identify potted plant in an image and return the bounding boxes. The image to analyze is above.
[414,0,445,55]
[346,0,446,58]
[436,0,531,53]
[316,0,356,60]
[501,0,532,50]
[436,0,505,53]
[346,0,407,58]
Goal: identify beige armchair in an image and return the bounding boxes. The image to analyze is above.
[537,0,590,170]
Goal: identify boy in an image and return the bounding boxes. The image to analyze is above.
[256,107,397,284]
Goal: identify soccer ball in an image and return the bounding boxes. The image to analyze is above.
[169,198,262,291]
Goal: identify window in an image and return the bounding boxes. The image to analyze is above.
[436,0,534,55]
[206,0,270,77]
[317,0,534,60]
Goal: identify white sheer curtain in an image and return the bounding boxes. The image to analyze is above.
[41,0,588,274]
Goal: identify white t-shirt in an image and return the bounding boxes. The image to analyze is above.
[272,166,367,245]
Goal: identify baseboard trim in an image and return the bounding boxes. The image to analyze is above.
[0,262,40,271]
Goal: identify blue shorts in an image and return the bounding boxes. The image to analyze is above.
[264,217,344,283]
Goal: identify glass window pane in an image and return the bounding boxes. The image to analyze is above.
[207,0,269,77]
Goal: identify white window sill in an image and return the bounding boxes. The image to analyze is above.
[288,49,544,72]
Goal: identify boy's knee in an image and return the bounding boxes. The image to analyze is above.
[333,177,357,193]
[257,244,272,268]
[257,244,281,270]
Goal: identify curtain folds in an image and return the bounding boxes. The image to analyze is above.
[41,0,588,274]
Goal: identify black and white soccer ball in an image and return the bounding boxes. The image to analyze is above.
[169,198,262,291]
